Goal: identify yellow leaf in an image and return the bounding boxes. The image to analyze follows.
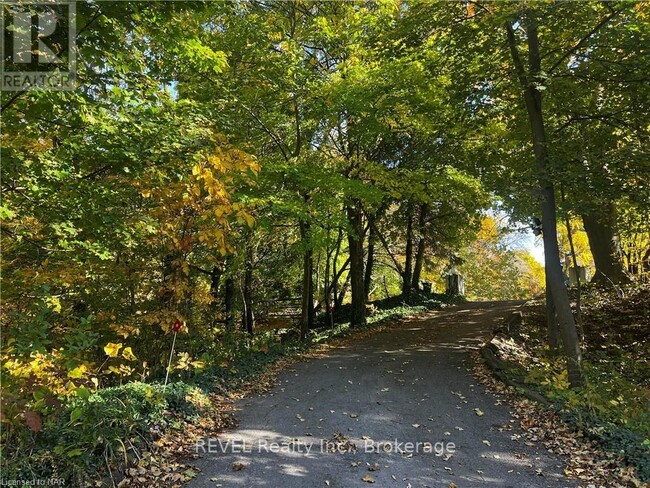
[122,347,137,361]
[243,212,255,228]
[68,364,87,379]
[104,342,123,358]
[362,475,375,483]
[46,296,62,313]
[190,360,206,370]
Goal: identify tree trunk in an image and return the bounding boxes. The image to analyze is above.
[402,203,414,299]
[300,220,314,340]
[324,231,332,313]
[582,205,630,286]
[346,201,366,327]
[224,274,235,332]
[314,251,320,305]
[565,215,583,332]
[210,265,222,327]
[331,228,343,308]
[411,203,428,290]
[336,273,350,308]
[326,257,350,303]
[545,273,560,351]
[242,246,254,336]
[643,247,650,276]
[364,213,376,301]
[308,258,315,328]
[507,15,583,387]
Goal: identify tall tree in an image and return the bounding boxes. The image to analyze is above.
[505,11,583,386]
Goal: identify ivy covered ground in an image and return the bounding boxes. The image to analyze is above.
[477,284,650,487]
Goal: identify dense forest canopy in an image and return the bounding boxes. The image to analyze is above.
[1,1,648,481]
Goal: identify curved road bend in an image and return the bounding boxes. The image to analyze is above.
[188,301,576,488]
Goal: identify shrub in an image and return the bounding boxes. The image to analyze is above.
[1,382,210,485]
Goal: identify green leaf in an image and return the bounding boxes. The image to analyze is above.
[69,408,83,423]
[76,386,91,400]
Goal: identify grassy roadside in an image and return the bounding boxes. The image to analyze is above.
[478,284,650,485]
[1,293,448,487]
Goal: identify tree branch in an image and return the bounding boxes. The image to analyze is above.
[375,228,403,276]
[242,104,291,162]
[548,7,624,74]
[505,20,529,90]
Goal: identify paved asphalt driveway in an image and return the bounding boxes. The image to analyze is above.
[188,301,576,488]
